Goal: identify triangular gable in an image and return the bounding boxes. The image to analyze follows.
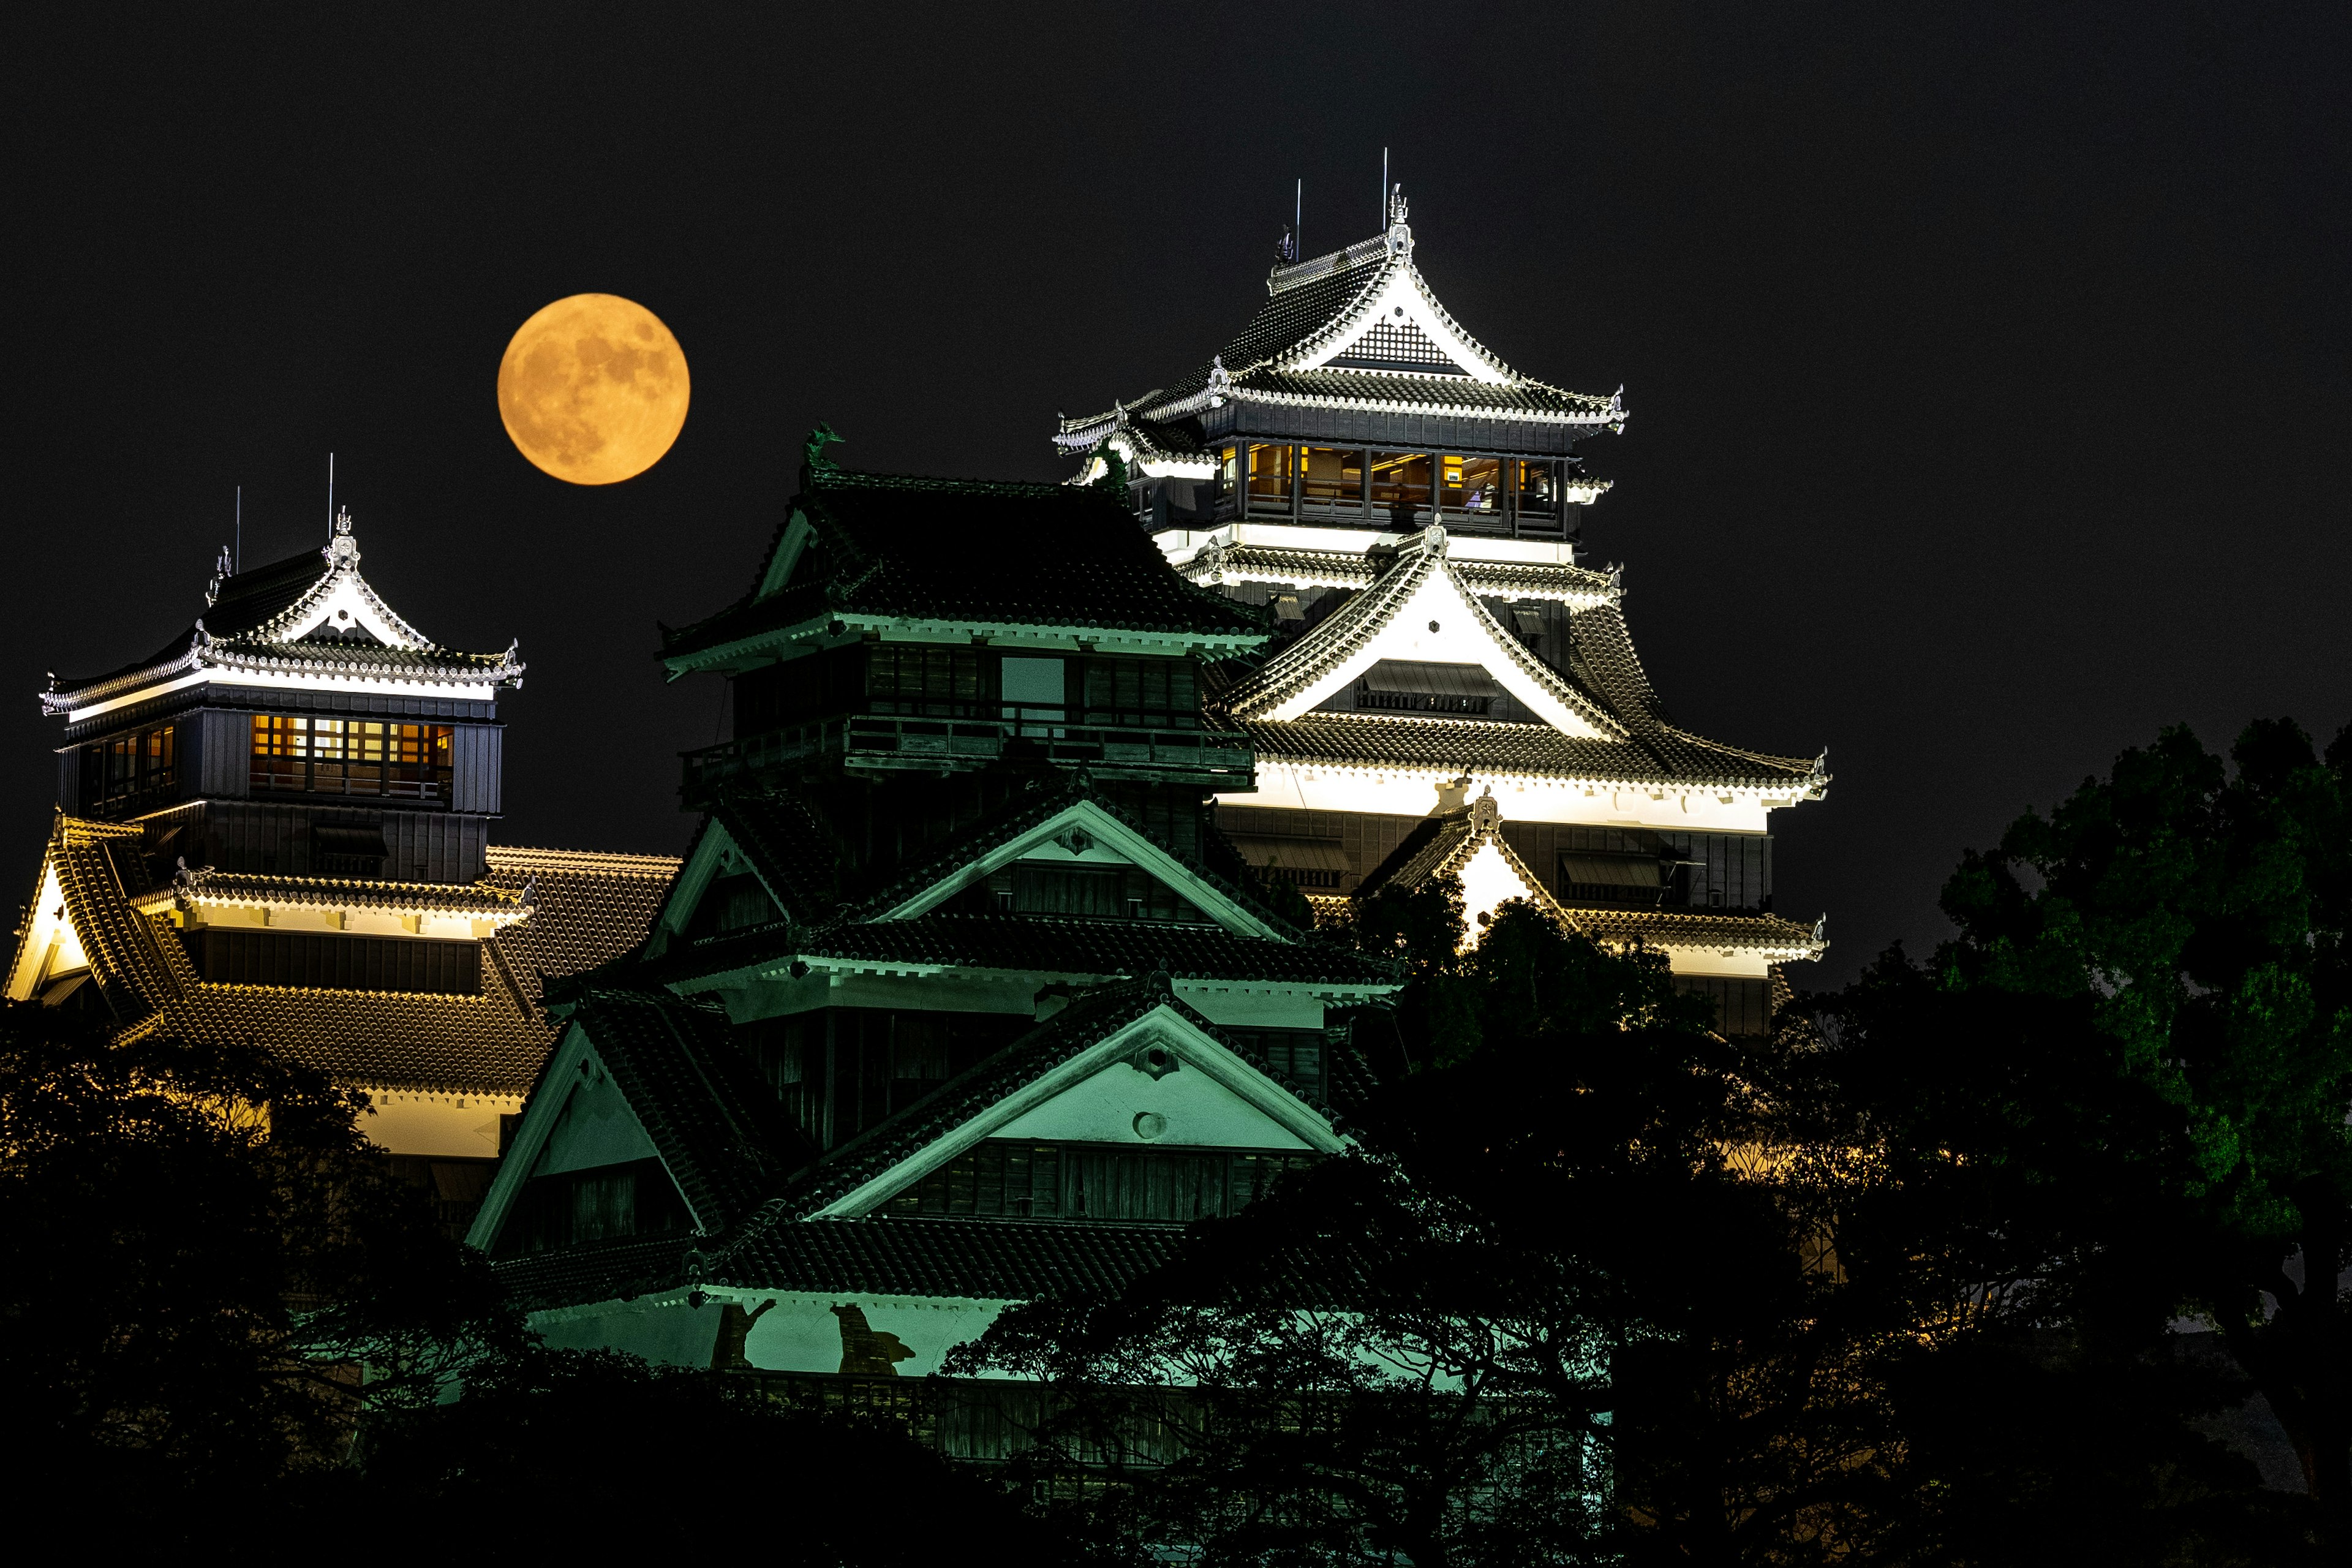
[6,857,89,1002]
[1360,790,1566,949]
[469,987,805,1253]
[646,820,786,958]
[1283,230,1513,385]
[814,1000,1345,1218]
[1225,527,1623,739]
[877,797,1288,941]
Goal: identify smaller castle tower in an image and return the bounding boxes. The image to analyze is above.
[9,511,676,1213]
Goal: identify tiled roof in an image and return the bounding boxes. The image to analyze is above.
[1180,546,1616,610]
[1058,224,1625,445]
[1565,907,1826,957]
[1218,531,1625,740]
[662,464,1265,666]
[15,816,680,1095]
[671,912,1398,989]
[45,536,521,712]
[490,977,1389,1311]
[775,981,1197,1217]
[708,790,850,925]
[1231,367,1617,419]
[137,869,529,918]
[559,987,815,1230]
[479,847,679,1009]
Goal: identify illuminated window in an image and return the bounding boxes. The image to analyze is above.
[1515,458,1559,515]
[249,715,450,800]
[1246,443,1294,505]
[1370,452,1431,515]
[88,723,176,811]
[1298,447,1365,510]
[1440,454,1503,513]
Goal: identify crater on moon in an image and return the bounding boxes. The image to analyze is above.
[497,293,689,486]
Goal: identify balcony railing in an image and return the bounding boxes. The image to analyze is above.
[683,709,1256,799]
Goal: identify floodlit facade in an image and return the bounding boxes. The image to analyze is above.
[467,442,1401,1389]
[7,513,676,1226]
[1058,187,1830,1033]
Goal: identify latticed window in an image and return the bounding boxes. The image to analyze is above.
[87,723,176,812]
[249,715,451,800]
[1082,657,1197,726]
[1332,317,1458,370]
[865,645,979,710]
[884,1140,1319,1222]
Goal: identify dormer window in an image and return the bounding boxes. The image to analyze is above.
[250,715,451,801]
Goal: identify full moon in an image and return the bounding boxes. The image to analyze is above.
[497,293,690,485]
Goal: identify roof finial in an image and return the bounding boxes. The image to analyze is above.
[326,508,361,567]
[1389,182,1409,227]
[804,422,845,477]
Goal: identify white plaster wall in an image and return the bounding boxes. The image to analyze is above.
[534,1300,726,1368]
[996,1056,1312,1150]
[741,1294,1013,1378]
[1172,984,1325,1030]
[359,1091,522,1159]
[529,1068,660,1177]
[1231,763,1781,834]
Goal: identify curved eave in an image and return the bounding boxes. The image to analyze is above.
[666,609,1267,681]
[1567,908,1829,962]
[1237,718,1832,797]
[1223,380,1623,426]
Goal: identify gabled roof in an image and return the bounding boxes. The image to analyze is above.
[1057,198,1627,458]
[1219,526,1625,737]
[43,514,524,717]
[633,777,1400,994]
[538,987,815,1232]
[778,978,1346,1221]
[3,816,677,1095]
[1352,788,1828,965]
[1213,524,1828,794]
[660,448,1267,676]
[484,978,1378,1309]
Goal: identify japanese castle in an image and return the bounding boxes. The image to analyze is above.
[9,513,677,1226]
[10,191,1828,1408]
[1057,186,1827,1031]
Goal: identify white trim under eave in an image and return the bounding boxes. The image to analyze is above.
[812,1001,1349,1218]
[59,663,510,725]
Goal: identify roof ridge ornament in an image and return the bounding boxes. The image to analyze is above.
[325,507,360,568]
[1205,355,1229,408]
[1469,783,1501,835]
[1385,183,1413,258]
[205,544,232,608]
[804,423,845,478]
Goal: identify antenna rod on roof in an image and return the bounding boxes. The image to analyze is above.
[1295,178,1302,258]
[1381,147,1388,229]
[326,453,335,543]
[235,486,241,574]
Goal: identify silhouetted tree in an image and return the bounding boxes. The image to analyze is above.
[0,1004,514,1529]
[1798,719,2350,1548]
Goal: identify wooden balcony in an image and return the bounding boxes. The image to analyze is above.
[682,709,1256,801]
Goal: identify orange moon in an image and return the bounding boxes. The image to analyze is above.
[497,293,689,484]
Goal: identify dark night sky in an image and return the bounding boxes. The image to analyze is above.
[7,4,2346,985]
